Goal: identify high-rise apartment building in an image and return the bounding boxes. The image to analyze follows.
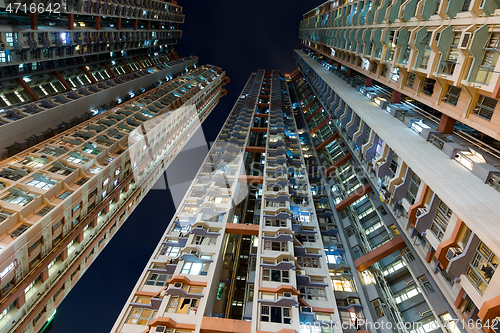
[0,61,227,333]
[112,70,350,333]
[293,0,500,332]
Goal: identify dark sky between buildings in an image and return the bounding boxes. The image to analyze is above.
[48,1,322,332]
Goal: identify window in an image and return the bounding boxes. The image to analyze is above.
[466,242,499,295]
[430,200,452,241]
[36,206,53,216]
[406,73,416,88]
[297,257,320,268]
[475,33,500,85]
[181,262,209,276]
[53,219,63,232]
[125,308,157,325]
[67,155,89,164]
[394,285,421,303]
[71,266,80,280]
[33,307,46,325]
[300,287,327,301]
[26,177,55,190]
[166,297,199,314]
[265,219,287,227]
[264,240,288,252]
[473,95,497,121]
[444,86,461,106]
[405,173,421,205]
[261,305,291,324]
[103,177,110,187]
[160,246,180,257]
[72,203,81,214]
[57,191,72,200]
[29,238,41,254]
[53,233,62,246]
[3,192,35,206]
[75,178,88,186]
[331,278,354,292]
[5,33,15,47]
[193,236,217,246]
[146,273,171,286]
[381,260,406,276]
[262,269,290,283]
[372,299,385,318]
[246,284,254,302]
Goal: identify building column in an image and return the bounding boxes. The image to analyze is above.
[134,56,145,69]
[305,106,322,121]
[133,19,138,30]
[437,114,456,134]
[245,146,266,154]
[454,287,466,309]
[41,269,49,283]
[348,68,354,77]
[325,152,352,176]
[335,183,372,212]
[103,62,116,78]
[300,91,313,104]
[95,16,101,30]
[78,231,84,243]
[310,118,330,136]
[116,17,121,30]
[316,132,339,152]
[16,292,26,308]
[81,66,97,84]
[104,204,110,214]
[53,70,72,91]
[365,77,372,87]
[16,78,39,101]
[391,90,402,103]
[68,14,74,30]
[238,175,264,184]
[425,247,435,263]
[30,13,38,30]
[120,59,132,73]
[92,217,98,227]
[354,235,406,271]
[336,63,341,70]
[115,191,121,203]
[125,183,130,192]
[61,248,68,262]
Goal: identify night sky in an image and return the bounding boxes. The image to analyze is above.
[48,2,321,332]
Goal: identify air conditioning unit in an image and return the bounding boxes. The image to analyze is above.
[446,247,463,261]
[459,32,471,49]
[283,292,292,298]
[301,306,312,313]
[174,282,183,288]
